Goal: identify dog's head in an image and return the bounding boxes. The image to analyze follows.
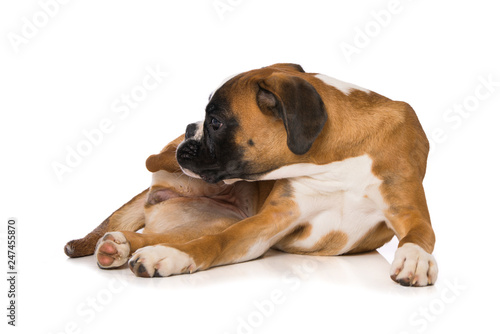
[155,64,328,184]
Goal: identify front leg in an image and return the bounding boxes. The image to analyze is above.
[382,178,438,287]
[95,217,239,269]
[128,245,196,277]
[128,180,299,277]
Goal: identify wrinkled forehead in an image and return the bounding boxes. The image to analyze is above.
[208,74,237,101]
[206,74,244,115]
[208,68,276,104]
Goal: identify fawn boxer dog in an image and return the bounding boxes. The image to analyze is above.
[64,63,437,286]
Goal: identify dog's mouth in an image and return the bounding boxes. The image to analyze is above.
[178,155,251,184]
[179,166,223,184]
[180,163,275,184]
[179,166,203,180]
[198,171,240,185]
[177,130,250,184]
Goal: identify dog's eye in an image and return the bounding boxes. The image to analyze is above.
[210,117,223,131]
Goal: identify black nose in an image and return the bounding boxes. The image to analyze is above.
[185,123,198,139]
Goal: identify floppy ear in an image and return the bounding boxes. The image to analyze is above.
[145,134,184,173]
[257,75,327,155]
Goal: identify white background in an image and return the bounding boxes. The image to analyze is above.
[1,1,499,333]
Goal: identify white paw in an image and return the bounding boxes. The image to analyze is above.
[390,243,438,287]
[95,232,131,269]
[128,245,196,278]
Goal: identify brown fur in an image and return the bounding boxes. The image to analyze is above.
[65,63,435,284]
[276,229,349,256]
[64,189,148,257]
[221,64,433,253]
[346,222,395,255]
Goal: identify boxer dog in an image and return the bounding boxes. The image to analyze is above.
[64,63,437,287]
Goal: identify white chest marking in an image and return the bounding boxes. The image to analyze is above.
[315,73,371,95]
[262,155,387,254]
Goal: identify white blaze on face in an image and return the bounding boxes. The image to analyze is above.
[192,120,204,141]
[177,121,204,180]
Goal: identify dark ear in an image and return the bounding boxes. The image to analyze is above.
[257,75,327,155]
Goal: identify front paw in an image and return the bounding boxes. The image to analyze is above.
[128,245,196,278]
[95,232,131,269]
[390,243,438,287]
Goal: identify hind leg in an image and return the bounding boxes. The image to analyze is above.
[64,189,148,258]
[96,215,240,270]
[95,232,131,268]
[95,231,187,269]
[65,134,186,258]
